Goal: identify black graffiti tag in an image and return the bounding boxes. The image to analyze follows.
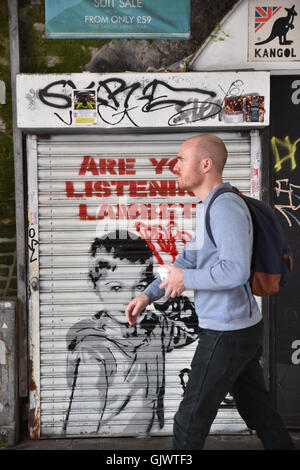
[140,79,216,111]
[28,227,39,263]
[38,78,219,127]
[38,79,97,108]
[140,80,219,126]
[169,99,223,126]
[54,111,73,126]
[97,78,142,127]
[97,78,217,126]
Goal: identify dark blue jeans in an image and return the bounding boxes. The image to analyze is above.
[172,321,294,450]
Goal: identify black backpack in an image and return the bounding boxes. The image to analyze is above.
[205,186,293,297]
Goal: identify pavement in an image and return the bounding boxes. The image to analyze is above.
[3,432,300,451]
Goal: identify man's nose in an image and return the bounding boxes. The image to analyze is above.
[173,161,180,174]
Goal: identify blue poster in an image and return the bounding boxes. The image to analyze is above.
[45,0,190,39]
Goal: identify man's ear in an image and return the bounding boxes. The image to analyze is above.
[202,157,213,173]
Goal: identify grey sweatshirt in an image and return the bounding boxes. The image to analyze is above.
[143,182,262,331]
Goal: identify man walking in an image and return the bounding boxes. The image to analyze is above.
[125,134,294,450]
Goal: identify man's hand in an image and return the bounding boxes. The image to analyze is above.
[159,264,185,298]
[125,293,150,326]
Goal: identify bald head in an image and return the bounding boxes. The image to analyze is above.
[181,134,228,174]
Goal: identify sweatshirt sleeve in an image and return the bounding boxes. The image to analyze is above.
[174,235,198,269]
[182,194,253,291]
[142,277,165,304]
[143,235,198,303]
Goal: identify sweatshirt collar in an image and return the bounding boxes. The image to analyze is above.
[200,182,232,207]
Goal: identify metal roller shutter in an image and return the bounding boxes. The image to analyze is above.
[27,131,260,438]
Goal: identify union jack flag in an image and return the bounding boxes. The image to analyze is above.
[255,6,282,33]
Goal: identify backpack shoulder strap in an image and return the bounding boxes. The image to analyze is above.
[205,186,240,246]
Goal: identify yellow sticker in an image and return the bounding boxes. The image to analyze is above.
[75,118,95,124]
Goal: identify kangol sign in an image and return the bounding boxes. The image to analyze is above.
[248,1,300,61]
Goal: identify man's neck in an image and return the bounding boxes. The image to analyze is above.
[194,178,224,201]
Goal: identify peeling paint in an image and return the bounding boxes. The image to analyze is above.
[28,407,40,440]
[28,359,37,392]
[28,359,40,439]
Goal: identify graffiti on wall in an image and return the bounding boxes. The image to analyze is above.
[272,80,300,229]
[272,135,300,228]
[37,77,219,127]
[271,135,300,173]
[62,144,203,433]
[274,179,300,227]
[268,76,300,425]
[20,74,268,129]
[63,231,235,434]
[65,153,197,266]
[63,231,199,434]
[28,227,39,263]
[60,146,236,434]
